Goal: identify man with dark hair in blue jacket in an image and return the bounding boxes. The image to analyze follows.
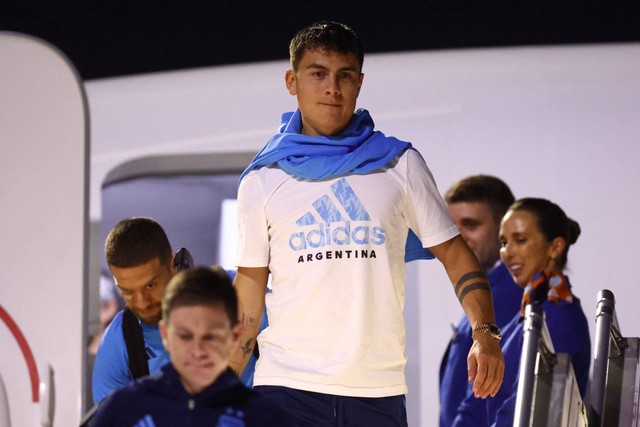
[439,175,522,427]
[91,267,291,427]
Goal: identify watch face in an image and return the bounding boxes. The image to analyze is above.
[489,324,501,336]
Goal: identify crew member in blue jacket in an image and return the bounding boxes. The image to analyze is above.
[439,175,523,427]
[452,198,591,426]
[91,266,292,427]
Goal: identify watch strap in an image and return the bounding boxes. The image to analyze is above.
[472,322,501,340]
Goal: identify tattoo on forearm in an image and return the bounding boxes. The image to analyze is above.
[240,338,255,358]
[239,313,257,358]
[241,313,257,327]
[457,282,491,304]
[454,271,486,295]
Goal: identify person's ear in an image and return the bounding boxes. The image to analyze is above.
[231,322,243,343]
[357,73,364,96]
[549,237,566,261]
[169,253,178,275]
[285,69,297,96]
[159,319,168,347]
[228,322,243,354]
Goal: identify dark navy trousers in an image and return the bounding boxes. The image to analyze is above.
[255,385,408,427]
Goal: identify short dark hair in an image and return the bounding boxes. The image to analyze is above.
[162,266,238,326]
[508,197,581,270]
[105,217,172,268]
[289,21,364,72]
[445,175,515,224]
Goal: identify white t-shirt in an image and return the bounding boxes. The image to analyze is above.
[236,149,458,397]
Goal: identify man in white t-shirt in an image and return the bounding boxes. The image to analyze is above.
[230,21,504,426]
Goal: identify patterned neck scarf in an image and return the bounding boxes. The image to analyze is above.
[520,271,574,316]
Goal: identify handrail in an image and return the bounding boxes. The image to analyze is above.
[513,303,555,427]
[588,289,615,427]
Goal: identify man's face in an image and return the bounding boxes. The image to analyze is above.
[285,49,363,137]
[447,201,501,271]
[110,257,175,325]
[160,304,242,395]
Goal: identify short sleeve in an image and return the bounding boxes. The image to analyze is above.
[403,150,458,248]
[92,312,130,403]
[235,171,270,267]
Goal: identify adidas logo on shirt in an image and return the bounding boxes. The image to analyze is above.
[288,178,385,263]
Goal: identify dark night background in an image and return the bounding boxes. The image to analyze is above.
[2,1,640,80]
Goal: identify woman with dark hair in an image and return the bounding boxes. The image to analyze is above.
[453,197,591,427]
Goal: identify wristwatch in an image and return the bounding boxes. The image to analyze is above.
[472,323,502,340]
